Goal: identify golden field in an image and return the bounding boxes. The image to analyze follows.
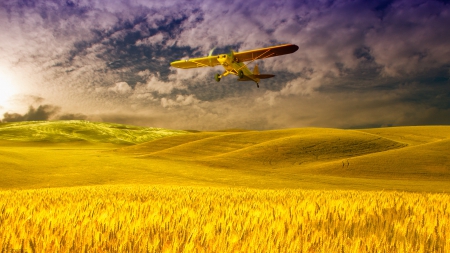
[1,185,449,252]
[1,121,450,252]
[1,121,450,191]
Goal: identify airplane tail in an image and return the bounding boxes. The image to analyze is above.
[253,74,275,79]
[252,64,274,79]
[238,64,275,83]
[238,74,275,81]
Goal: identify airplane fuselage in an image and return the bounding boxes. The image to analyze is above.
[216,53,258,83]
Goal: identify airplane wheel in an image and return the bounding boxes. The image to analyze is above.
[214,73,221,82]
[238,70,244,79]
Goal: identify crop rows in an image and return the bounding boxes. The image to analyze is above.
[1,185,449,252]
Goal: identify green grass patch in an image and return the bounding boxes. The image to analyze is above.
[0,120,187,144]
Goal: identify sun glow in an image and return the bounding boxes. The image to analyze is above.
[0,68,18,108]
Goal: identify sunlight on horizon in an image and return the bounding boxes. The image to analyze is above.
[0,67,20,113]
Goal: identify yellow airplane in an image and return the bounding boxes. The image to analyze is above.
[170,44,299,88]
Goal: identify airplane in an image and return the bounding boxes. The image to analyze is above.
[170,44,299,88]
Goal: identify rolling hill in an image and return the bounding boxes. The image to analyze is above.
[118,126,450,178]
[1,121,449,191]
[119,128,406,169]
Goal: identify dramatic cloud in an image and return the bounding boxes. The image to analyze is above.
[0,0,449,129]
[2,104,60,122]
[1,103,87,123]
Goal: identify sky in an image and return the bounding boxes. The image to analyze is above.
[0,0,449,130]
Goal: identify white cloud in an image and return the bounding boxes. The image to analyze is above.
[141,75,180,94]
[161,94,199,108]
[109,82,132,94]
[280,72,326,96]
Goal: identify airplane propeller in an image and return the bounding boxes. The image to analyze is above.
[208,47,216,66]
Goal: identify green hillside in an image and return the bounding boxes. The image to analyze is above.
[1,122,449,192]
[0,120,187,144]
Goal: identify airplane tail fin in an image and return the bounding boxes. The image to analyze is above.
[238,64,275,84]
[252,64,274,79]
[253,64,260,75]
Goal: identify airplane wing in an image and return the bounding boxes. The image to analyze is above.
[234,44,299,62]
[170,56,221,69]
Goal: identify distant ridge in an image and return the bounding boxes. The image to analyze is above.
[0,120,187,145]
[213,129,252,132]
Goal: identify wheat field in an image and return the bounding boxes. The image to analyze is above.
[1,122,450,252]
[1,185,449,252]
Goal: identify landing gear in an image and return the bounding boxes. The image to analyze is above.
[256,83,259,88]
[238,70,244,79]
[214,73,221,82]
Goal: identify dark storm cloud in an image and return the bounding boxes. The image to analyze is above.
[0,103,88,123]
[1,0,450,129]
[2,104,60,122]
